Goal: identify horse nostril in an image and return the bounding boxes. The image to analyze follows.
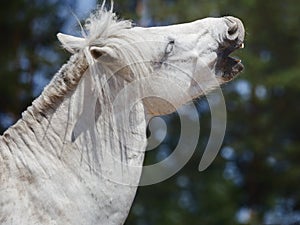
[225,16,243,41]
[224,16,244,41]
[228,23,238,36]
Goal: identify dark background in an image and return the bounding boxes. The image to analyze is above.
[1,0,300,224]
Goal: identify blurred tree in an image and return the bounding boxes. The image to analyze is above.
[0,0,74,133]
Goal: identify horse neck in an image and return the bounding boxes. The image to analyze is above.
[0,52,147,224]
[0,52,147,184]
[0,53,88,172]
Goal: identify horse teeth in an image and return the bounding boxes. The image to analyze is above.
[233,57,241,63]
[228,56,241,63]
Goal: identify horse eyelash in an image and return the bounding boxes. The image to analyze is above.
[153,39,175,68]
[165,39,175,55]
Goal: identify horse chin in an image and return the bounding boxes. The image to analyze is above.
[216,43,244,82]
[220,57,244,81]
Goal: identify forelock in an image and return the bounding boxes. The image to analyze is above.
[84,5,133,47]
[82,4,153,82]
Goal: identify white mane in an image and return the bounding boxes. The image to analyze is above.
[56,5,155,171]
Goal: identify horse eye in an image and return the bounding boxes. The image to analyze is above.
[165,40,175,54]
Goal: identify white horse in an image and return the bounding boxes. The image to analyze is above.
[0,4,245,225]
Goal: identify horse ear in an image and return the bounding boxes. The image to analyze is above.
[57,33,85,53]
[57,33,118,63]
[89,46,118,63]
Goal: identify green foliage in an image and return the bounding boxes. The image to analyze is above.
[0,0,71,133]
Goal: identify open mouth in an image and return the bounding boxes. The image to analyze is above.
[216,43,244,81]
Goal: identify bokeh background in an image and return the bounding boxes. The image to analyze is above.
[1,0,300,224]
